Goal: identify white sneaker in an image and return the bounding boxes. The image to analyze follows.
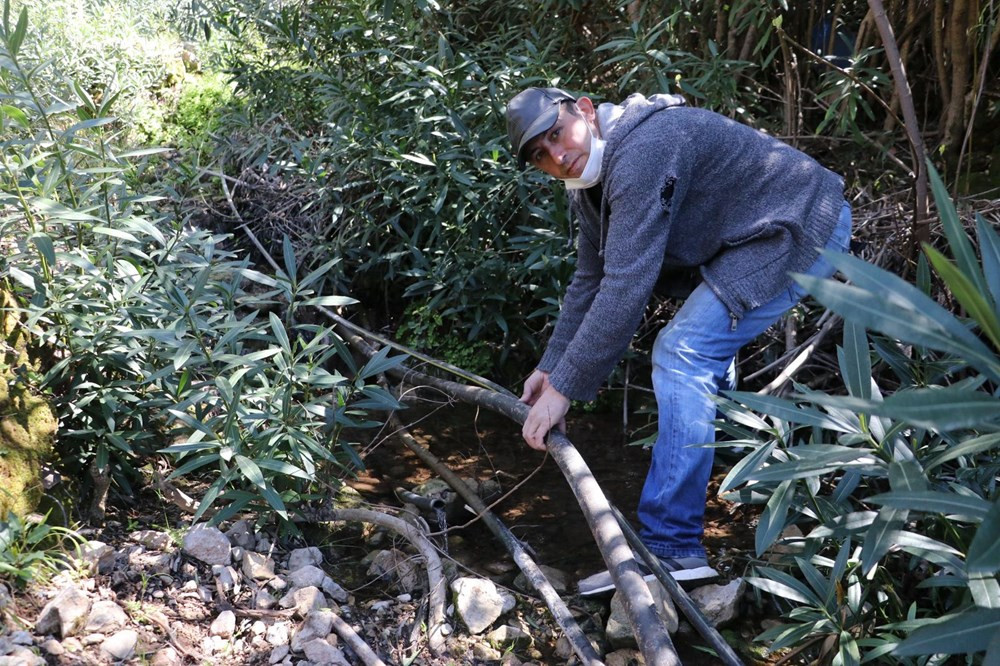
[577,556,719,596]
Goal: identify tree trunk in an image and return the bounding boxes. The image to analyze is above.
[932,0,950,111]
[941,0,970,155]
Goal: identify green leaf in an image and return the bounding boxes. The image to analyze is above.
[724,391,855,432]
[894,608,1000,655]
[749,446,876,483]
[976,214,1000,307]
[719,440,776,493]
[872,386,1000,431]
[234,455,265,488]
[861,506,904,575]
[747,567,822,605]
[927,160,990,297]
[29,233,55,266]
[301,295,359,308]
[794,254,1000,382]
[258,483,288,520]
[841,321,871,400]
[241,268,278,287]
[269,313,291,353]
[969,573,1000,609]
[92,227,139,243]
[967,499,1000,574]
[926,432,1000,470]
[8,6,27,55]
[359,345,405,379]
[0,104,29,128]
[282,236,297,282]
[401,152,436,167]
[868,491,991,520]
[755,480,793,556]
[925,245,1000,351]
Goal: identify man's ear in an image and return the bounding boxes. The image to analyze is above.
[576,96,599,132]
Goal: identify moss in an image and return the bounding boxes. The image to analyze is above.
[0,292,57,518]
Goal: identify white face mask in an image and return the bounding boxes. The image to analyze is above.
[563,123,605,190]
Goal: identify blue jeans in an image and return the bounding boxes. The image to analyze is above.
[638,203,853,558]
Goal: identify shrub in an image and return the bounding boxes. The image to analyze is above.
[722,163,1000,663]
[0,2,396,528]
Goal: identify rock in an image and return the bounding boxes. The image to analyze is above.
[290,610,335,652]
[486,624,532,648]
[302,638,350,665]
[252,620,267,636]
[0,647,45,665]
[75,540,116,575]
[256,587,278,610]
[269,644,290,664]
[211,610,237,638]
[472,643,502,661]
[500,654,523,666]
[243,551,276,580]
[451,577,506,635]
[84,600,128,634]
[766,525,806,564]
[183,524,231,565]
[128,548,173,575]
[130,530,173,550]
[82,633,105,646]
[226,519,256,550]
[266,621,291,646]
[40,638,64,655]
[286,565,348,603]
[606,648,643,666]
[366,549,420,594]
[150,646,182,666]
[100,629,138,661]
[61,637,82,653]
[280,586,327,618]
[212,564,240,593]
[35,585,91,638]
[256,536,271,552]
[513,564,571,594]
[607,580,679,649]
[287,547,323,572]
[689,578,746,627]
[8,632,30,646]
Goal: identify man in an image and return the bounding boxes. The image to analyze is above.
[505,87,852,594]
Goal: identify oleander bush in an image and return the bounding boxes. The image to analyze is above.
[722,164,1000,663]
[0,2,396,529]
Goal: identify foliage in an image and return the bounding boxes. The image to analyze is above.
[0,3,397,528]
[722,163,1000,663]
[0,511,81,587]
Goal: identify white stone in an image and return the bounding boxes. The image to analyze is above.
[689,578,746,627]
[84,600,128,634]
[607,580,679,649]
[290,610,335,652]
[40,639,64,655]
[150,646,182,666]
[252,620,267,636]
[302,638,350,665]
[279,586,327,618]
[286,565,325,589]
[100,629,138,661]
[366,549,419,594]
[268,644,290,664]
[287,547,323,572]
[486,624,532,648]
[211,610,237,638]
[130,530,173,551]
[75,540,115,574]
[212,564,240,593]
[35,585,91,638]
[266,621,291,646]
[226,520,256,550]
[450,577,506,634]
[182,524,231,566]
[256,588,278,610]
[242,551,276,580]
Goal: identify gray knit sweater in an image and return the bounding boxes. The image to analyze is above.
[536,94,845,401]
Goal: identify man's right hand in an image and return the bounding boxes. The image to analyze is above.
[520,369,552,406]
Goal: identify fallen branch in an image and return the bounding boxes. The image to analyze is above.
[756,313,841,395]
[321,508,447,656]
[330,611,389,666]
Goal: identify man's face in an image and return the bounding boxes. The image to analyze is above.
[523,99,597,180]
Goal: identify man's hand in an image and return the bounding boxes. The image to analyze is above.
[520,369,552,406]
[522,385,569,451]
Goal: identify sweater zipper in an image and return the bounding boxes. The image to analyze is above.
[730,312,739,332]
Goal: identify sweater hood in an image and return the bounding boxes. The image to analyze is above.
[597,93,686,162]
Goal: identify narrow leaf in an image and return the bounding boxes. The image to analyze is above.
[894,608,1000,655]
[841,321,871,400]
[967,499,1000,574]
